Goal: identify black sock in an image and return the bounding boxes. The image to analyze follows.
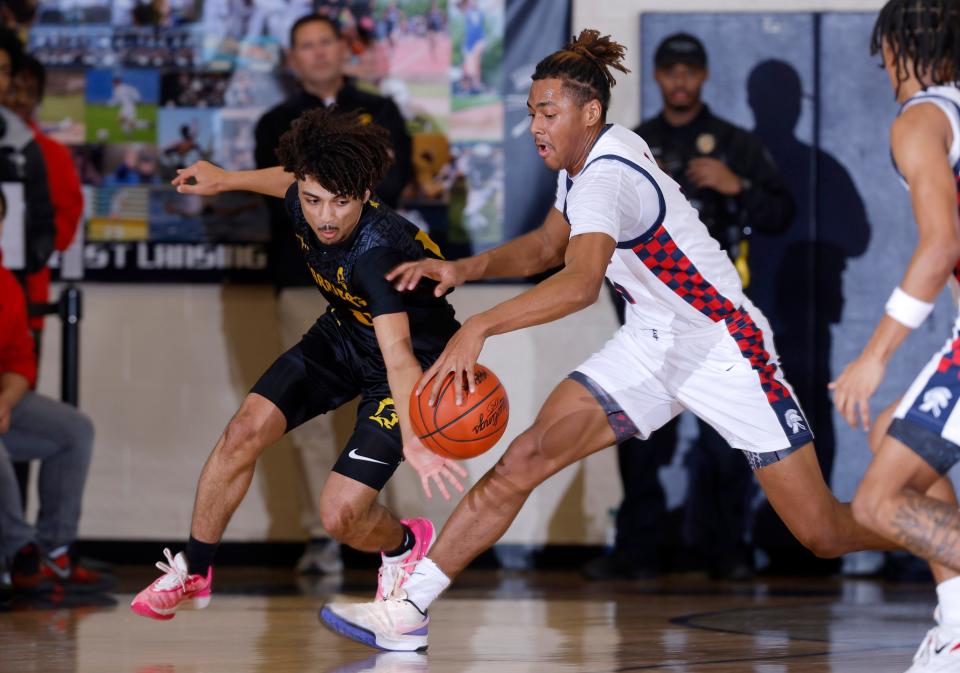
[186,536,219,576]
[383,524,415,558]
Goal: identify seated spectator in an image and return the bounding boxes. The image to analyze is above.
[6,54,84,351]
[0,189,110,593]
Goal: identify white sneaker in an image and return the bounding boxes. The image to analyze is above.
[296,539,343,575]
[320,594,429,652]
[906,623,960,672]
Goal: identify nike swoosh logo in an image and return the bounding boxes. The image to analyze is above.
[935,644,950,654]
[348,448,390,465]
[44,561,70,579]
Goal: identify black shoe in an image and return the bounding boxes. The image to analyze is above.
[582,551,658,580]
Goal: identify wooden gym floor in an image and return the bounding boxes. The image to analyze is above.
[0,568,937,672]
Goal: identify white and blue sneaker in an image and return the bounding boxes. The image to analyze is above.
[320,594,429,652]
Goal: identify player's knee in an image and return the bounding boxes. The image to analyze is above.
[318,500,361,543]
[496,430,549,494]
[220,414,265,466]
[795,525,845,559]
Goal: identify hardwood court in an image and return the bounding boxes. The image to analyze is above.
[0,569,936,672]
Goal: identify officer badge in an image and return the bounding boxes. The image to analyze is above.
[696,133,716,154]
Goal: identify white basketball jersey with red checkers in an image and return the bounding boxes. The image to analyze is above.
[554,123,745,332]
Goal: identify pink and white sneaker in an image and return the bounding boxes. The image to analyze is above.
[376,518,435,601]
[130,548,213,620]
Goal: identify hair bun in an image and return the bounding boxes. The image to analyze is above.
[565,29,630,89]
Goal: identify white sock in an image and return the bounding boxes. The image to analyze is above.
[401,557,450,612]
[937,576,960,626]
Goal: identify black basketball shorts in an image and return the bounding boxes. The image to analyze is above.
[251,313,405,491]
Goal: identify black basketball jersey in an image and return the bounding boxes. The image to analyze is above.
[283,183,459,357]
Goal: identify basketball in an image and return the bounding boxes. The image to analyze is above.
[409,364,509,460]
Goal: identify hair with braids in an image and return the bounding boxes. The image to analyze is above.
[871,0,960,93]
[532,29,630,121]
[276,107,393,200]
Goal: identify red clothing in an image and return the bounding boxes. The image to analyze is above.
[0,254,37,386]
[25,121,83,331]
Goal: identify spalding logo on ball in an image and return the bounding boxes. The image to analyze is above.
[409,364,509,459]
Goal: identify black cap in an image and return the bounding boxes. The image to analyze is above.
[654,33,707,69]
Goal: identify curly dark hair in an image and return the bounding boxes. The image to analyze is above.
[276,107,393,199]
[532,29,630,121]
[871,0,960,93]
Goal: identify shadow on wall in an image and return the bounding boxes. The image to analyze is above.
[746,59,871,565]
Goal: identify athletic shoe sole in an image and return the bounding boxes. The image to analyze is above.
[319,606,428,652]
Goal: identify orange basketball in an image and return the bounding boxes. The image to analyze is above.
[409,364,509,460]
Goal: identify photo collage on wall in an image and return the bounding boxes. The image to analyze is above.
[28,0,506,281]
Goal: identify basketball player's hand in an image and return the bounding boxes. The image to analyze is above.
[404,438,467,500]
[829,354,886,431]
[172,161,226,195]
[418,321,485,406]
[387,258,465,296]
[686,158,742,196]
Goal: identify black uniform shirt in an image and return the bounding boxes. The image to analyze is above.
[635,105,794,253]
[283,183,458,359]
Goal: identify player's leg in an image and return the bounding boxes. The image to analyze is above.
[277,289,342,575]
[321,331,681,651]
[862,401,960,672]
[419,377,621,577]
[192,316,359,548]
[869,401,958,584]
[679,304,894,557]
[132,317,357,620]
[851,338,960,571]
[320,376,625,651]
[129,392,286,620]
[189,392,287,545]
[316,393,435,600]
[853,429,960,571]
[753,442,895,557]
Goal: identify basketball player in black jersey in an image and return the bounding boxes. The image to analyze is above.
[130,108,466,621]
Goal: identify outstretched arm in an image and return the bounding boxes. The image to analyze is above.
[387,207,571,295]
[832,104,960,430]
[419,231,615,404]
[171,161,295,199]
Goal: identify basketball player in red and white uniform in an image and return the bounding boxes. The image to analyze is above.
[832,2,960,670]
[321,29,898,652]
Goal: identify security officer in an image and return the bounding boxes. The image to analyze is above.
[638,33,793,279]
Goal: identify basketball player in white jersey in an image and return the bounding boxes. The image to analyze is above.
[321,29,896,652]
[832,2,960,670]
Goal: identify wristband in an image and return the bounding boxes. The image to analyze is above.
[885,286,934,329]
